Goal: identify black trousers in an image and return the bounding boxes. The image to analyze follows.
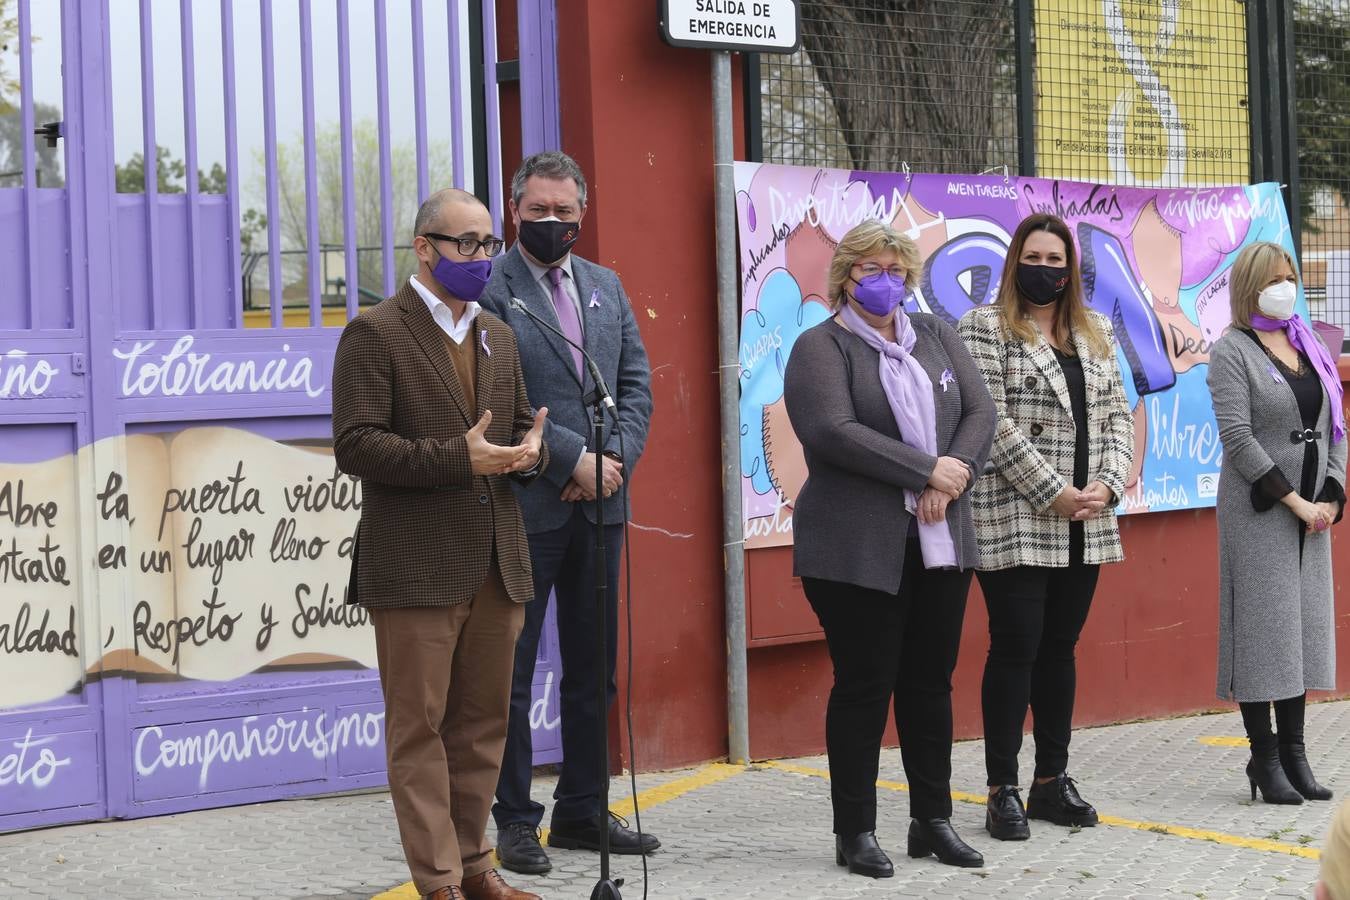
[978,529,1099,787]
[802,539,972,835]
[493,507,622,829]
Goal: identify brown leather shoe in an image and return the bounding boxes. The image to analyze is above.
[460,868,541,900]
[424,888,465,900]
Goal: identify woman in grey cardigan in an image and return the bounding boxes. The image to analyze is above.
[1207,240,1345,806]
[783,220,995,877]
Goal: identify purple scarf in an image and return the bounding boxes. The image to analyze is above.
[839,303,957,568]
[1250,313,1345,444]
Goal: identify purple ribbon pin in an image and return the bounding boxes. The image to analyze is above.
[589,289,600,309]
[480,328,491,357]
[940,368,955,392]
[1268,363,1283,384]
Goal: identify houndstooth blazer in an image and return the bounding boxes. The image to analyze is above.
[957,305,1133,570]
[332,283,547,609]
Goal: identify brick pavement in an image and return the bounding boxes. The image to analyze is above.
[1,701,1345,899]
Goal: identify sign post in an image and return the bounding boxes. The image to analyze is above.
[659,0,800,775]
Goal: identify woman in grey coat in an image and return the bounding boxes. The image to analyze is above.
[1208,240,1346,806]
[783,220,995,877]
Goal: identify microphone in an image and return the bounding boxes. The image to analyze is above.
[507,296,616,411]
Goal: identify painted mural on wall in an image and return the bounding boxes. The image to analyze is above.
[734,162,1302,548]
[5,429,365,702]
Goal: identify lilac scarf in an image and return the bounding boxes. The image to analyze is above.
[1251,313,1345,444]
[839,303,957,568]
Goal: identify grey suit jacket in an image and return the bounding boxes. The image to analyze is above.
[480,245,654,533]
[783,314,996,593]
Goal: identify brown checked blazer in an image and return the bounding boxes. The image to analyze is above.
[957,305,1133,571]
[332,282,547,610]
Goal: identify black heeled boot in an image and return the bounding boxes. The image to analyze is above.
[1274,693,1333,801]
[1247,735,1303,805]
[835,831,894,878]
[907,818,984,868]
[1278,743,1333,801]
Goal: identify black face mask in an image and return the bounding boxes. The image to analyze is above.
[518,217,581,265]
[1016,263,1070,306]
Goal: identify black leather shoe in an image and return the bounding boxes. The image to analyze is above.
[496,822,551,875]
[835,831,894,878]
[1027,773,1099,827]
[547,812,660,855]
[907,818,983,868]
[985,785,1030,841]
[1278,742,1333,801]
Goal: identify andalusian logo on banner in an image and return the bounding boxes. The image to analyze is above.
[1034,0,1250,185]
[733,162,1300,549]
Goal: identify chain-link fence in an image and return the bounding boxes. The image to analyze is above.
[754,0,1348,345]
[1294,0,1350,333]
[757,0,1020,174]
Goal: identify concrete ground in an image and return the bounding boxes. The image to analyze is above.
[2,701,1346,899]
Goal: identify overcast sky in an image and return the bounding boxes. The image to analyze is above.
[15,0,478,196]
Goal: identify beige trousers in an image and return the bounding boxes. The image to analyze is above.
[371,564,525,895]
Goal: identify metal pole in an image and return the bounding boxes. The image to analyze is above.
[1013,0,1036,176]
[712,50,750,766]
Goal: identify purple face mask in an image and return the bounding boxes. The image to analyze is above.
[428,247,492,303]
[850,272,907,317]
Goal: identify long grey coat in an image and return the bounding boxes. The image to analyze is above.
[783,314,996,593]
[1207,329,1345,702]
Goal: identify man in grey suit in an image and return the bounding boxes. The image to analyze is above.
[482,151,657,874]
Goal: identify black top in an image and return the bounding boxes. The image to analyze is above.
[1053,347,1090,490]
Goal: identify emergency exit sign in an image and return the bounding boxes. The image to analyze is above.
[660,0,801,53]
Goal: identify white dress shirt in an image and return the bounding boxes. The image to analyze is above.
[410,274,480,345]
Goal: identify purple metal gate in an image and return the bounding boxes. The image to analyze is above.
[0,0,561,832]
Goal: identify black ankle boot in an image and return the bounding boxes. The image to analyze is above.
[907,818,984,868]
[835,831,894,878]
[1247,736,1303,805]
[1278,742,1333,801]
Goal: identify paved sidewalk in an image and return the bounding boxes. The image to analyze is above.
[2,701,1346,899]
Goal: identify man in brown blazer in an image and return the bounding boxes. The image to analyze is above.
[332,188,547,900]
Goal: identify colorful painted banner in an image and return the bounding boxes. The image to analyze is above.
[735,162,1302,549]
[1034,0,1250,185]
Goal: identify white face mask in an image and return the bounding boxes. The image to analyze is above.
[1257,280,1297,321]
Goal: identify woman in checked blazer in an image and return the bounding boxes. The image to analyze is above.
[957,213,1133,845]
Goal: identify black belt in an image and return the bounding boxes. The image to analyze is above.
[1291,428,1322,444]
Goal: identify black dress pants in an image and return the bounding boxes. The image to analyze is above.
[493,508,623,829]
[978,528,1100,787]
[802,538,972,835]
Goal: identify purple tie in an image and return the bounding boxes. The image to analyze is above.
[548,266,584,377]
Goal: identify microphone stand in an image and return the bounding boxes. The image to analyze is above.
[508,298,623,900]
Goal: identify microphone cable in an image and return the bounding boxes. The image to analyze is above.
[611,418,650,900]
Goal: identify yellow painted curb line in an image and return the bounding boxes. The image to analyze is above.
[764,760,1321,861]
[1198,736,1250,748]
[372,763,746,899]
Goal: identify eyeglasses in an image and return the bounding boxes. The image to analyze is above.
[853,263,906,278]
[422,232,505,258]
